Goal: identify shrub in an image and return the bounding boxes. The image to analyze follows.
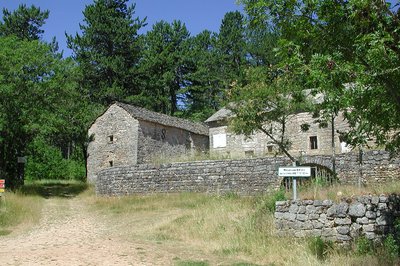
[355,236,373,256]
[25,138,85,181]
[383,234,399,260]
[263,189,287,213]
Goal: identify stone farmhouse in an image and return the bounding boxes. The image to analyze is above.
[87,102,209,183]
[205,107,352,158]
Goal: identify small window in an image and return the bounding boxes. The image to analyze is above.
[108,135,114,142]
[245,150,254,158]
[310,136,318,150]
[109,161,113,167]
[267,145,274,153]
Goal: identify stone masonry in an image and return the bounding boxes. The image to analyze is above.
[87,102,209,183]
[96,151,400,196]
[275,194,400,244]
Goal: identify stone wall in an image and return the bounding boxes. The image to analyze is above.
[87,103,209,184]
[96,157,288,196]
[137,120,209,164]
[87,104,139,183]
[301,150,400,184]
[209,111,351,158]
[275,195,400,244]
[96,151,400,196]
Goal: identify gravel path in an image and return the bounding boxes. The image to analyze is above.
[0,197,172,266]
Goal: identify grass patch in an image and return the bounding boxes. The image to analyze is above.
[174,260,209,266]
[0,191,43,234]
[19,179,88,198]
[290,180,400,201]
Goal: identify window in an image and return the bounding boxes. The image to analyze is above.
[267,145,274,153]
[108,135,114,143]
[310,136,318,150]
[109,161,113,167]
[213,133,227,148]
[245,150,255,158]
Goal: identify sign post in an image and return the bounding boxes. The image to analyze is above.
[278,166,311,200]
[0,179,5,195]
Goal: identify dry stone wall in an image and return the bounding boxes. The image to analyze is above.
[96,151,399,196]
[96,158,290,196]
[275,195,400,244]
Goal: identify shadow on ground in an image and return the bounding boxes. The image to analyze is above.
[18,182,88,198]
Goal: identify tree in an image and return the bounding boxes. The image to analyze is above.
[181,30,223,121]
[0,36,96,186]
[228,42,310,163]
[237,0,400,156]
[138,20,191,115]
[0,4,49,41]
[66,0,145,105]
[216,11,247,87]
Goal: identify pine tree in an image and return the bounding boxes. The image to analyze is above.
[66,0,145,105]
[0,4,49,41]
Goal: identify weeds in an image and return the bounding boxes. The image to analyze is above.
[308,236,333,260]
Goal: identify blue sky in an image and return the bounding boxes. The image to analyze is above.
[0,0,241,57]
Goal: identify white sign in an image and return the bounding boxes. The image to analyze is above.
[278,167,311,177]
[212,133,227,148]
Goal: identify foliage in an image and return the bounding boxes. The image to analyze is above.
[355,236,374,256]
[308,236,333,260]
[138,20,191,115]
[382,234,399,263]
[0,4,49,41]
[228,41,310,162]
[25,138,85,181]
[217,11,247,84]
[0,36,96,186]
[181,30,223,121]
[257,189,286,213]
[66,0,145,105]
[237,0,400,155]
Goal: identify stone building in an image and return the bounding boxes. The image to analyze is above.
[87,102,209,183]
[205,107,351,158]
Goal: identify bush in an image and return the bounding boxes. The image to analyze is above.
[382,234,399,261]
[25,138,85,181]
[263,189,287,213]
[355,236,374,256]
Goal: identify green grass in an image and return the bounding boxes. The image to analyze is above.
[19,179,88,198]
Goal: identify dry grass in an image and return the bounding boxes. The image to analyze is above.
[298,181,400,202]
[2,180,398,265]
[90,189,395,265]
[0,191,43,235]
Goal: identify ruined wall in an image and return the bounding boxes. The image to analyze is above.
[275,195,400,244]
[137,120,209,164]
[87,105,139,183]
[96,151,400,196]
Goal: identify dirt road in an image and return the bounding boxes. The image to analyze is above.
[0,197,176,266]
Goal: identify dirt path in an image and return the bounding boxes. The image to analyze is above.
[0,197,176,266]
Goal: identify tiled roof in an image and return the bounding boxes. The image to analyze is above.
[116,102,209,136]
[204,107,232,123]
